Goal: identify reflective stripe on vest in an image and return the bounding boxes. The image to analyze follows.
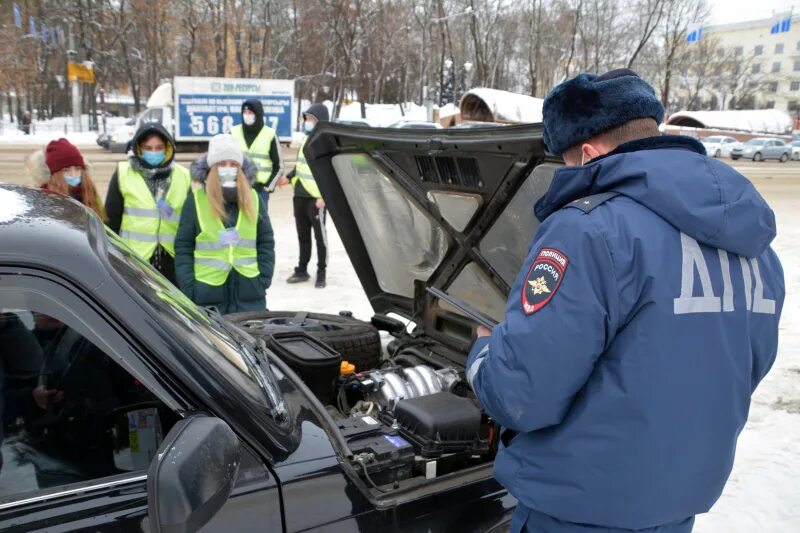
[118,161,190,260]
[193,188,260,286]
[291,136,321,198]
[231,124,275,185]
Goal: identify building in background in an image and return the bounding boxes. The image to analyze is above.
[674,13,800,125]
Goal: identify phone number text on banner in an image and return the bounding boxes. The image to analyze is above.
[177,94,292,139]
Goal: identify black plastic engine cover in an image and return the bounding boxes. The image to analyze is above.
[386,392,487,458]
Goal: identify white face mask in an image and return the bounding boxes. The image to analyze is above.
[243,113,256,126]
[218,166,239,183]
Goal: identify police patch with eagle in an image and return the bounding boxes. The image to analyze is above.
[521,248,568,315]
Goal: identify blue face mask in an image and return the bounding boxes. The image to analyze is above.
[142,150,165,166]
[64,174,82,187]
[303,121,315,134]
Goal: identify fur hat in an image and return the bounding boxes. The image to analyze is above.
[542,68,665,156]
[207,134,243,167]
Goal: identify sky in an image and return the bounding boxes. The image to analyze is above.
[708,0,798,25]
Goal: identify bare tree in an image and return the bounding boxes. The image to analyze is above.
[626,0,666,68]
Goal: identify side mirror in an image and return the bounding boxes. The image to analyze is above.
[147,416,241,533]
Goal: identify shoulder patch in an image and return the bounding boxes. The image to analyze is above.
[521,248,569,315]
[564,191,620,213]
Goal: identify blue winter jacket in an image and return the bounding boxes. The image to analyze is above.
[466,135,784,531]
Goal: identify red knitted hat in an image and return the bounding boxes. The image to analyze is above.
[45,138,84,173]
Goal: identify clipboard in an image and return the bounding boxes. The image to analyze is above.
[426,287,498,330]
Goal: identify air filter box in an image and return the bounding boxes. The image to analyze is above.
[384,392,487,458]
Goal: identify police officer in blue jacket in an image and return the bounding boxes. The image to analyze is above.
[466,69,785,533]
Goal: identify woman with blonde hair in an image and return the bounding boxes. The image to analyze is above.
[174,134,275,314]
[26,138,106,220]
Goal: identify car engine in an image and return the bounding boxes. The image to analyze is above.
[266,330,497,493]
[334,364,492,491]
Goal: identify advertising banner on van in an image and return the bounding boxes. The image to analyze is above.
[174,76,295,142]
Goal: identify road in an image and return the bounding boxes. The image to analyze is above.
[0,144,797,201]
[0,145,299,196]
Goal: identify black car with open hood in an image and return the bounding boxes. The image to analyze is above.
[0,122,558,532]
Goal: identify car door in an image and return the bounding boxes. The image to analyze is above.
[766,140,780,159]
[722,137,736,155]
[0,270,282,532]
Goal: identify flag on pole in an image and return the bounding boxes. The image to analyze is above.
[686,22,702,43]
[770,11,792,34]
[13,3,22,27]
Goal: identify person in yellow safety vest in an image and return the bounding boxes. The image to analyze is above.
[174,134,275,315]
[277,103,329,289]
[230,99,283,210]
[106,123,190,284]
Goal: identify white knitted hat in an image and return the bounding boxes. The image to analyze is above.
[207,134,243,167]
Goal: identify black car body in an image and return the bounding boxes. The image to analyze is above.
[0,123,558,532]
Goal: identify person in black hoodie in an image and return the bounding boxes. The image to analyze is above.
[278,103,329,288]
[105,123,191,284]
[230,99,283,209]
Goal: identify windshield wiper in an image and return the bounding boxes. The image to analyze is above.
[200,306,288,422]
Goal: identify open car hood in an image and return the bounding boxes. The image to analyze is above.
[305,123,560,356]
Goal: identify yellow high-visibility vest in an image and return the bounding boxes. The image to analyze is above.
[291,136,321,198]
[117,161,190,259]
[231,124,276,185]
[193,188,260,286]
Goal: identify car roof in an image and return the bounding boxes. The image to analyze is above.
[0,184,105,280]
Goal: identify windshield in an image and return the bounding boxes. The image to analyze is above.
[703,136,722,142]
[745,139,765,146]
[102,229,285,417]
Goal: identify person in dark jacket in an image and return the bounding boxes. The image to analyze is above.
[278,103,329,288]
[105,123,191,284]
[174,134,275,314]
[466,69,785,533]
[230,99,283,209]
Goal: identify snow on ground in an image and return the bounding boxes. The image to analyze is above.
[337,101,430,126]
[0,114,128,146]
[263,182,800,532]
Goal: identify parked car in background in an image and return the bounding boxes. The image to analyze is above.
[730,138,791,162]
[790,140,800,160]
[701,135,738,158]
[388,120,443,129]
[334,118,376,128]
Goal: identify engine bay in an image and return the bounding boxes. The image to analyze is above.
[266,326,499,495]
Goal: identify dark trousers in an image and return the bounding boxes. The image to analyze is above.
[293,196,327,273]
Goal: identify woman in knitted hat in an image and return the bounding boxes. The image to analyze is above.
[174,134,275,314]
[26,138,106,220]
